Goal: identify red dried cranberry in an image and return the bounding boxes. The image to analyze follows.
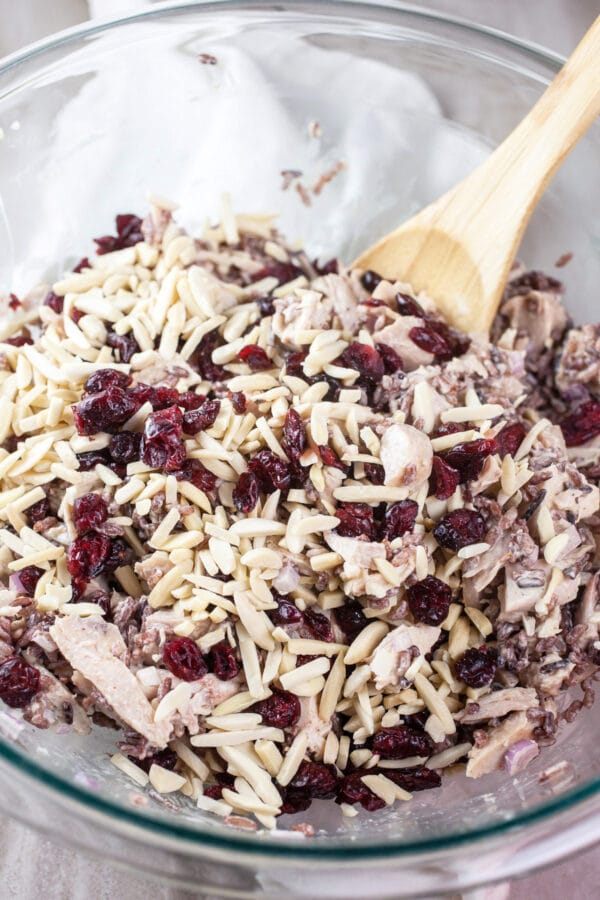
[254,690,300,728]
[288,760,338,799]
[233,472,259,513]
[407,576,452,626]
[430,456,460,500]
[87,589,112,617]
[269,595,303,626]
[360,270,383,291]
[83,368,131,394]
[280,791,313,816]
[381,500,418,540]
[204,784,224,800]
[107,330,140,363]
[191,330,227,383]
[247,450,290,493]
[26,497,50,525]
[104,537,132,573]
[442,438,498,483]
[376,342,404,375]
[339,342,384,384]
[0,656,40,708]
[141,406,186,472]
[72,493,108,534]
[560,400,600,447]
[183,399,221,435]
[252,262,304,285]
[454,646,498,687]
[129,384,180,411]
[207,641,240,680]
[178,391,205,411]
[16,566,44,597]
[5,334,33,347]
[285,351,308,379]
[238,344,272,371]
[230,391,247,414]
[256,296,275,317]
[361,297,385,308]
[409,324,452,360]
[282,408,306,461]
[71,308,84,324]
[134,748,178,774]
[495,422,526,457]
[396,292,426,317]
[337,770,385,811]
[303,608,333,642]
[173,459,217,492]
[73,386,138,436]
[386,767,441,792]
[44,291,64,314]
[318,445,347,471]
[364,463,385,484]
[73,257,91,273]
[432,423,461,438]
[94,213,143,254]
[163,637,207,681]
[427,320,470,357]
[8,293,21,310]
[109,431,141,464]
[67,532,112,581]
[335,601,368,642]
[433,509,485,551]
[372,725,433,759]
[313,258,339,276]
[335,502,376,540]
[76,449,112,471]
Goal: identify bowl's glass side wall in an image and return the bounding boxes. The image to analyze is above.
[0,3,599,893]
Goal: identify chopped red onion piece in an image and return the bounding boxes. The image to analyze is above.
[503,740,539,775]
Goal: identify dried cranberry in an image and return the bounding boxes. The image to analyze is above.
[433,509,485,551]
[335,601,368,642]
[430,456,460,500]
[288,760,337,799]
[76,449,112,471]
[407,576,452,626]
[303,608,333,642]
[560,400,600,447]
[163,637,207,681]
[313,258,339,276]
[252,262,304,285]
[104,537,132,573]
[72,493,108,534]
[107,330,140,363]
[73,257,91,273]
[364,463,385,484]
[191,330,227,383]
[336,502,376,540]
[8,293,21,310]
[282,408,306,461]
[16,566,44,597]
[432,423,461,438]
[87,589,112,617]
[443,438,498,483]
[67,532,112,581]
[337,770,385,811]
[495,422,526,457]
[73,386,138,436]
[280,792,313,816]
[376,342,404,375]
[238,344,272,371]
[396,292,426,317]
[381,500,418,540]
[178,391,205,411]
[5,334,33,347]
[26,497,50,525]
[83,368,131,394]
[183,399,221,435]
[129,384,180,411]
[285,351,308,379]
[339,342,384,384]
[94,213,143,254]
[44,291,64,314]
[230,391,247,414]
[71,308,84,324]
[173,459,217,492]
[372,725,433,759]
[0,656,40,708]
[204,784,224,800]
[254,690,300,728]
[386,767,441,792]
[207,641,240,680]
[318,445,347,471]
[134,748,178,774]
[454,646,498,687]
[427,320,470,357]
[360,270,383,291]
[256,296,275,317]
[247,450,290,493]
[409,324,452,360]
[109,431,141,464]
[232,471,259,513]
[141,406,186,472]
[269,596,303,626]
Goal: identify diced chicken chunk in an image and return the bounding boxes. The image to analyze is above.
[379,424,433,490]
[290,696,332,759]
[49,615,172,747]
[466,711,536,778]
[272,290,332,347]
[369,623,440,690]
[456,688,538,723]
[23,667,91,735]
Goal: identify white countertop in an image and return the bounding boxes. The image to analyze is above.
[0,1,599,898]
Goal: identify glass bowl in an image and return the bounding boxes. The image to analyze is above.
[1,2,599,895]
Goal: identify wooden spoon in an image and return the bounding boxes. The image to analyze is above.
[353,17,600,333]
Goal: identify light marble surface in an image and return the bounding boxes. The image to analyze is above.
[0,1,599,898]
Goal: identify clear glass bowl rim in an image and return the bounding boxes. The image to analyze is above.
[0,0,598,862]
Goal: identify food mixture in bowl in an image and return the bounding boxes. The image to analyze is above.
[0,197,599,830]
